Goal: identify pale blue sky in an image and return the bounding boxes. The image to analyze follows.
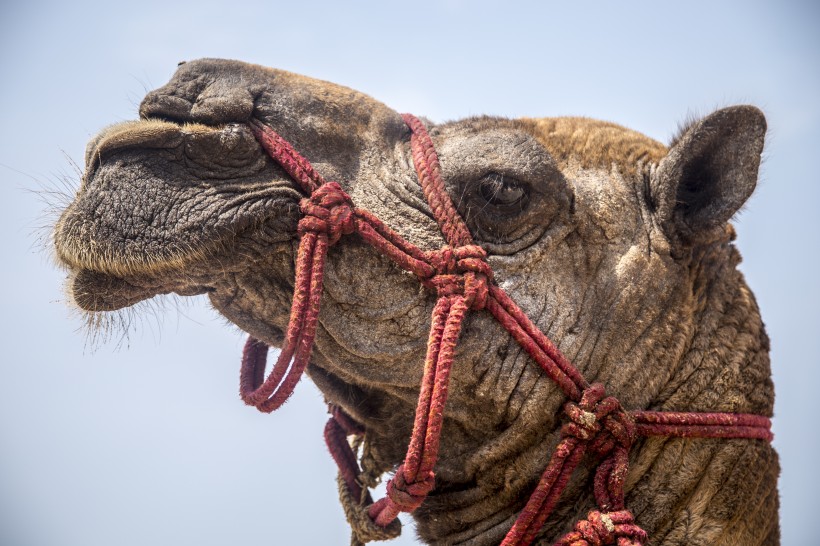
[1,1,818,544]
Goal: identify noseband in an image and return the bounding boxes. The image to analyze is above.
[240,115,772,546]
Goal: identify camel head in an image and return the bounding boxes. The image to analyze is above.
[53,59,778,545]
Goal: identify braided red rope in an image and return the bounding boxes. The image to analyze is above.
[242,116,773,546]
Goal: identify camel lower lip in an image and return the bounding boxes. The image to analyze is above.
[69,269,211,312]
[70,269,156,311]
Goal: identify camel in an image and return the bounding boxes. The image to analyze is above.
[53,59,778,545]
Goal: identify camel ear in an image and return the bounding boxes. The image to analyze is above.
[653,106,766,240]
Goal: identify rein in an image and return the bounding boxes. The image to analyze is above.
[240,115,773,546]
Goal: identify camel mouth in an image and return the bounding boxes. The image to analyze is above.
[54,118,303,312]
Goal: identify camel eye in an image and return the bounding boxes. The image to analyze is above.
[479,173,527,207]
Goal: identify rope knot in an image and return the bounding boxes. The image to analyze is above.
[555,510,647,546]
[424,245,493,309]
[562,384,636,453]
[385,464,435,513]
[298,181,356,245]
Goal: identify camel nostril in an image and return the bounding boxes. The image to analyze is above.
[140,87,255,126]
[139,91,194,122]
[190,86,255,125]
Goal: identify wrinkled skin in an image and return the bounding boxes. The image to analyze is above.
[54,59,778,545]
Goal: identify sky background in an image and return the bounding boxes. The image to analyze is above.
[1,1,818,544]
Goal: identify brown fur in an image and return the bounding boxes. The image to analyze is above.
[521,117,668,176]
[53,59,778,545]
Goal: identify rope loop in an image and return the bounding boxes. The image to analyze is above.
[298,181,356,245]
[423,245,493,309]
[385,464,436,513]
[555,510,647,546]
[330,404,366,436]
[337,475,402,545]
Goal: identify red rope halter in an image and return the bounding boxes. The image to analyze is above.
[240,115,773,545]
